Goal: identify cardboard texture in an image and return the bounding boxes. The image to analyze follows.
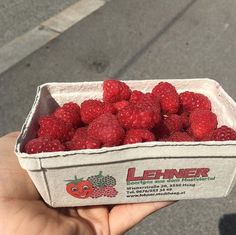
[15,79,236,207]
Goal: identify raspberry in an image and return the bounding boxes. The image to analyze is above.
[103,102,116,114]
[154,114,183,138]
[87,113,125,147]
[81,100,116,124]
[103,186,118,197]
[25,137,65,154]
[189,109,217,140]
[118,94,161,130]
[152,82,177,95]
[118,104,159,129]
[65,127,101,150]
[38,116,73,142]
[152,82,179,114]
[124,129,155,144]
[180,111,190,129]
[166,131,194,142]
[179,91,211,112]
[163,114,183,134]
[103,79,131,103]
[53,102,81,127]
[129,90,144,104]
[90,187,104,198]
[113,100,130,112]
[207,125,236,141]
[81,100,104,124]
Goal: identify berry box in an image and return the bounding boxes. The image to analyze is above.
[15,79,236,207]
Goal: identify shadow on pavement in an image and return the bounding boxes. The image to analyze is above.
[219,214,236,235]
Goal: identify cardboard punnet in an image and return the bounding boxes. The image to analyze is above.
[15,79,236,207]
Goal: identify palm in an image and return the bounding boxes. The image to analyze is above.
[0,132,173,235]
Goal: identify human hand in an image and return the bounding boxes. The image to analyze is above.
[0,132,174,235]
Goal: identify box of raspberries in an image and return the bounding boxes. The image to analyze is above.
[15,78,236,207]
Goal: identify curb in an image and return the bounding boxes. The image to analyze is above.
[0,0,106,75]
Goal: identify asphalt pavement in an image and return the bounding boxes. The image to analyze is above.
[0,0,236,234]
[0,0,78,48]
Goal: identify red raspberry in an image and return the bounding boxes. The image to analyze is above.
[163,114,183,134]
[154,114,183,138]
[180,111,190,129]
[103,80,131,103]
[90,187,104,198]
[87,113,125,147]
[166,131,194,142]
[38,116,73,142]
[25,137,65,154]
[103,186,118,197]
[113,100,130,112]
[81,100,116,124]
[189,109,217,140]
[118,93,161,129]
[129,90,144,104]
[179,91,211,112]
[65,127,101,150]
[81,100,104,124]
[118,103,160,130]
[206,125,236,141]
[53,102,81,127]
[124,129,156,144]
[152,82,179,114]
[103,102,116,114]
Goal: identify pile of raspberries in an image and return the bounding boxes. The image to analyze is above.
[24,80,236,154]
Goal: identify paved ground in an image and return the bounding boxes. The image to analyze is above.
[0,0,78,48]
[0,0,236,234]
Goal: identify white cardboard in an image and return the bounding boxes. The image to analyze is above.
[15,79,236,207]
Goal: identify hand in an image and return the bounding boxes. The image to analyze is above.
[0,132,174,235]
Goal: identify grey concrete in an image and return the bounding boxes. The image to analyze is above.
[0,0,236,234]
[0,0,78,48]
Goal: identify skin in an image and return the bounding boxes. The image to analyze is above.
[0,132,174,235]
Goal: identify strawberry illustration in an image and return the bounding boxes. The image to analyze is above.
[103,186,118,197]
[66,176,93,199]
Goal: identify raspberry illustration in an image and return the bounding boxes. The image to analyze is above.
[189,109,217,140]
[87,113,125,147]
[38,116,73,142]
[152,82,179,114]
[87,171,105,187]
[90,187,104,198]
[179,91,211,112]
[124,129,156,144]
[103,186,118,197]
[53,102,81,127]
[104,175,116,186]
[103,79,131,103]
[25,137,65,153]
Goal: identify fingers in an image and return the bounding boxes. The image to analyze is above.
[0,132,40,200]
[76,206,110,235]
[109,201,175,235]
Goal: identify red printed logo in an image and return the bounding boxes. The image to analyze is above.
[66,171,118,199]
